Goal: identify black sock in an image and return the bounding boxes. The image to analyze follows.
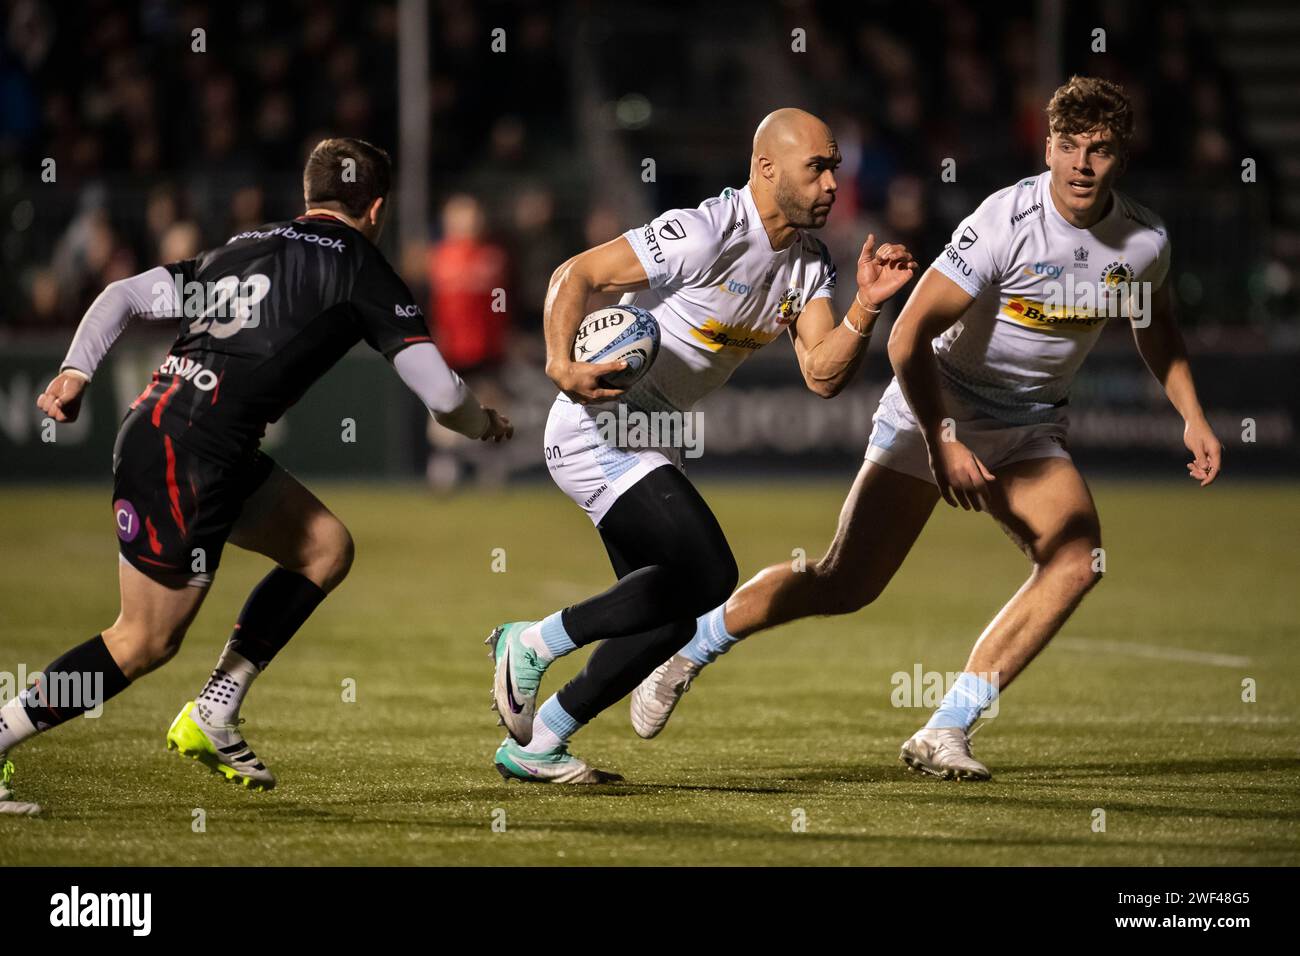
[20,635,131,730]
[228,568,327,670]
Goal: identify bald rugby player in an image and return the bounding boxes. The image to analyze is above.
[486,109,919,783]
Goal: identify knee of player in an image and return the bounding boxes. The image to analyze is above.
[810,558,883,614]
[104,622,185,675]
[709,553,740,607]
[314,520,355,591]
[682,552,738,615]
[1044,545,1103,595]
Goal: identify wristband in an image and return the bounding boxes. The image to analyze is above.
[843,312,871,338]
[854,291,882,314]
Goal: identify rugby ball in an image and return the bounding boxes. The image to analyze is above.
[572,305,660,389]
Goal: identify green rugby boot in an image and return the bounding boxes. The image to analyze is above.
[166,701,276,791]
[0,756,42,816]
[493,737,622,785]
[487,621,550,745]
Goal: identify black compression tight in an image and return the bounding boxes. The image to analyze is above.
[556,466,738,724]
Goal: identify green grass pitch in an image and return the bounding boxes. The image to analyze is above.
[1,478,1297,865]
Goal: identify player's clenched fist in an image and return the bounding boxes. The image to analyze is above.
[856,233,919,308]
[36,371,89,424]
[929,439,997,512]
[480,408,514,443]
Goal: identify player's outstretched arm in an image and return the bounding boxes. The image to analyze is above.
[1131,282,1221,486]
[543,238,651,404]
[36,265,181,423]
[792,233,917,398]
[887,268,996,512]
[391,343,513,442]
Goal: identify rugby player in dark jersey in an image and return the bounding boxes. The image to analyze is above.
[0,139,512,815]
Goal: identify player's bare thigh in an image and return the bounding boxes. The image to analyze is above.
[984,456,1101,566]
[809,459,941,611]
[103,560,210,679]
[228,464,354,592]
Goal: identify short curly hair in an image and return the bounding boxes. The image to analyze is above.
[1046,76,1134,153]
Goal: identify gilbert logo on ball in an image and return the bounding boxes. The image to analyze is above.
[114,499,140,542]
[573,305,660,389]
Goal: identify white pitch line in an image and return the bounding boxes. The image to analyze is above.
[1055,637,1251,669]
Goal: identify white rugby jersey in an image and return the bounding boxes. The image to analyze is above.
[930,171,1170,424]
[618,184,837,412]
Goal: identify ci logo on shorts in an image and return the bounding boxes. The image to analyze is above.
[114,499,140,542]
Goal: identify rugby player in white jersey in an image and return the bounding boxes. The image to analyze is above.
[487,108,918,782]
[634,76,1223,780]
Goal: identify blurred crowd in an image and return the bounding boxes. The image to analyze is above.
[0,0,1290,357]
[778,0,1282,331]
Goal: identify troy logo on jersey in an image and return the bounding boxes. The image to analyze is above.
[158,354,219,391]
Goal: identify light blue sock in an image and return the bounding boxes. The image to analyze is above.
[537,694,581,743]
[679,605,741,666]
[539,611,576,658]
[925,672,999,730]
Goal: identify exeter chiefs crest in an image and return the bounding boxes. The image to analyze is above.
[1101,260,1134,287]
[775,288,804,325]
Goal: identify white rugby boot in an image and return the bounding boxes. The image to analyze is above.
[630,654,701,739]
[899,726,991,781]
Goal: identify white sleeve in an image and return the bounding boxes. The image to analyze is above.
[622,205,722,290]
[810,239,837,301]
[1142,234,1172,291]
[930,194,1006,298]
[391,342,490,439]
[60,266,181,380]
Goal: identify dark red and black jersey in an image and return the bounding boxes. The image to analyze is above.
[131,214,431,464]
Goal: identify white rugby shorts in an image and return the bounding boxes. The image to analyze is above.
[865,377,1071,483]
[544,396,683,523]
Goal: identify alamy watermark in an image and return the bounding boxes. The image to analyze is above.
[890,665,1000,718]
[1041,275,1153,328]
[1,666,104,718]
[590,404,704,459]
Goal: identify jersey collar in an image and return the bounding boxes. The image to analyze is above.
[741,183,800,253]
[298,212,354,228]
[1042,173,1118,235]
